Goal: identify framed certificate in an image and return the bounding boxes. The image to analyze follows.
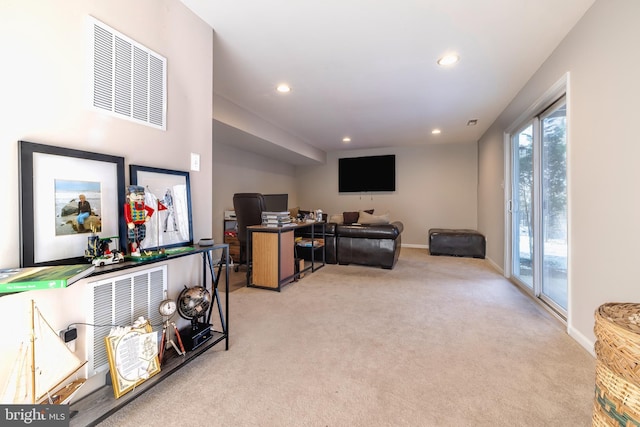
[105,321,160,398]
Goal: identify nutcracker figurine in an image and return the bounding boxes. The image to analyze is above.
[124,185,154,256]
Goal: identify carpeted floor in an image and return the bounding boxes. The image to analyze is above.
[96,248,596,426]
[226,264,249,293]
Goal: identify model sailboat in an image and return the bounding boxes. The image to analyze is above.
[1,300,87,404]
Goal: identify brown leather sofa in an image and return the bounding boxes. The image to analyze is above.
[297,221,403,269]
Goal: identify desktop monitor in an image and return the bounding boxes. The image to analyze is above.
[263,194,288,212]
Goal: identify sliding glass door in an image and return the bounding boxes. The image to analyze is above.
[510,96,567,317]
[539,99,567,311]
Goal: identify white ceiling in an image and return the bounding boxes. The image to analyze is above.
[181,0,595,158]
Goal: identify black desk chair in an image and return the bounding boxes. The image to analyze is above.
[232,193,266,273]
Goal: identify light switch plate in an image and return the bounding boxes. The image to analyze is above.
[190,152,200,171]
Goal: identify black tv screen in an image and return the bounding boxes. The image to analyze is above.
[263,193,288,211]
[339,155,396,192]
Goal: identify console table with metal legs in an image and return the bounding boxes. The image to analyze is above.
[69,244,229,427]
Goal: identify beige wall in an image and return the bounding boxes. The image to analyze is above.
[294,144,478,246]
[213,141,478,250]
[0,0,213,397]
[212,139,298,241]
[478,0,640,352]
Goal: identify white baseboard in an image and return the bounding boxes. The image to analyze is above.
[568,325,596,357]
[402,243,428,249]
[485,256,504,275]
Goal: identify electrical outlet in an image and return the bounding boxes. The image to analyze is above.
[60,327,77,343]
[60,327,78,352]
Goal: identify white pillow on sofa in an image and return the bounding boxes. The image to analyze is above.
[329,213,344,224]
[358,211,390,225]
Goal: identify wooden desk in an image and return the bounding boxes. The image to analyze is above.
[247,222,325,291]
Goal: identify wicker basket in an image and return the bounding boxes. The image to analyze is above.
[593,361,640,426]
[594,303,640,386]
[593,303,640,426]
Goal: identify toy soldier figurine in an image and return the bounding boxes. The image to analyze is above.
[124,185,154,256]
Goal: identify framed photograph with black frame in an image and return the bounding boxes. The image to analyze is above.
[129,165,193,251]
[19,141,126,267]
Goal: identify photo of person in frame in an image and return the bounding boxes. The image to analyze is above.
[55,179,102,235]
[76,194,91,231]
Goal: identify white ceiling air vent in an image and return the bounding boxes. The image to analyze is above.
[88,16,166,130]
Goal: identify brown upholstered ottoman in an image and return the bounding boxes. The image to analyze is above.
[428,228,485,259]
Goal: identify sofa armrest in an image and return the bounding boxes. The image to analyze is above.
[390,221,403,234]
[324,222,338,235]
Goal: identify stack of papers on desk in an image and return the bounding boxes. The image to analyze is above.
[262,211,292,227]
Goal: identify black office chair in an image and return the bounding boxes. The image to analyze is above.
[232,193,266,273]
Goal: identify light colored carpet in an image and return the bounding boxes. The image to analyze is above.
[96,248,596,426]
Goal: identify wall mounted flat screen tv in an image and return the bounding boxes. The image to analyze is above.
[263,193,288,212]
[339,155,396,192]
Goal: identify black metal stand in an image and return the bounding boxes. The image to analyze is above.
[69,244,229,427]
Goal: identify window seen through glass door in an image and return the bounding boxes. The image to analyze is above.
[540,101,567,310]
[513,124,534,289]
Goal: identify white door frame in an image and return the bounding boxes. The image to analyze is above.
[503,73,569,321]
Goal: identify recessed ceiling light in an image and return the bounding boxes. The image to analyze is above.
[276,84,291,93]
[432,129,441,135]
[342,137,351,143]
[467,119,478,126]
[437,54,459,66]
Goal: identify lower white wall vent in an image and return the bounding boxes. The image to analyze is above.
[86,265,166,376]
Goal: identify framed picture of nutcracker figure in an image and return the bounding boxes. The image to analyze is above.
[129,165,193,252]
